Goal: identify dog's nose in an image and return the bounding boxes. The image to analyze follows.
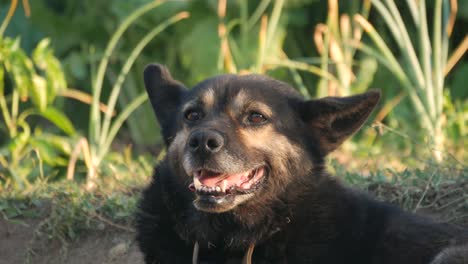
[188,130,224,154]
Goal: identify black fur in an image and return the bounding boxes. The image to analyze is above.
[136,64,468,264]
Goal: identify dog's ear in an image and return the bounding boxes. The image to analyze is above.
[301,90,380,153]
[144,64,187,143]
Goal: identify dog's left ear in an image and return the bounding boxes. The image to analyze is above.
[301,90,380,153]
[144,64,188,144]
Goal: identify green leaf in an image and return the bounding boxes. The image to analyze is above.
[29,137,68,166]
[31,75,48,112]
[8,130,30,155]
[37,107,76,136]
[2,38,35,100]
[32,38,67,104]
[35,133,73,155]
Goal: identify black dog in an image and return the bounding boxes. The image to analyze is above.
[136,64,467,263]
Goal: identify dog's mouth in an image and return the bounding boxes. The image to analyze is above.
[188,165,266,196]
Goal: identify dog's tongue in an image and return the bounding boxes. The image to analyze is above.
[195,170,250,187]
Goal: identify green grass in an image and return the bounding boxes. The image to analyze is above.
[334,161,467,224]
[1,180,143,261]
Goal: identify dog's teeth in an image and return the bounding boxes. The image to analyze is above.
[215,186,221,193]
[222,180,227,193]
[194,177,202,190]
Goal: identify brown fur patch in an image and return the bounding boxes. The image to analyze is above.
[229,89,273,121]
[237,126,306,183]
[167,128,190,177]
[200,88,216,109]
[231,89,249,115]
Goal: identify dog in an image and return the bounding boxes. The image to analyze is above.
[136,64,468,264]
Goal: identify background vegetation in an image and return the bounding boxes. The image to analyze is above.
[0,0,466,260]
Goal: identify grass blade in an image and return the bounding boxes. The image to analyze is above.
[354,15,434,134]
[433,0,443,120]
[247,0,271,29]
[265,0,284,51]
[405,0,420,25]
[239,0,248,49]
[370,0,402,46]
[383,0,426,90]
[97,93,147,162]
[267,59,339,83]
[418,0,436,121]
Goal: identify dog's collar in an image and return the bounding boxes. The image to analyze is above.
[192,241,255,264]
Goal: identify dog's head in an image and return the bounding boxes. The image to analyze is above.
[144,64,380,213]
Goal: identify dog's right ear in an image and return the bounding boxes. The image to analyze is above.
[144,64,187,143]
[300,90,380,154]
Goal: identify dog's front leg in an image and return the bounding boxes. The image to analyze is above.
[136,180,193,264]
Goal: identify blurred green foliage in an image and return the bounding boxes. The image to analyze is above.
[0,0,466,191]
[0,33,75,189]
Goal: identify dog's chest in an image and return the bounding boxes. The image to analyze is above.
[175,212,290,263]
[194,239,288,264]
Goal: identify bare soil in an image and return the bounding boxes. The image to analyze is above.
[0,218,144,264]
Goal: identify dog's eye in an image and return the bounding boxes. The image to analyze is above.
[185,110,202,122]
[247,112,267,124]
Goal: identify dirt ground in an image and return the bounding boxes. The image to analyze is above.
[0,218,144,264]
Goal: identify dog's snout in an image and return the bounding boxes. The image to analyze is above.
[188,130,224,154]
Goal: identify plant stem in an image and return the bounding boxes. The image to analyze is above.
[433,0,443,124]
[11,90,19,137]
[0,69,14,137]
[0,0,18,37]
